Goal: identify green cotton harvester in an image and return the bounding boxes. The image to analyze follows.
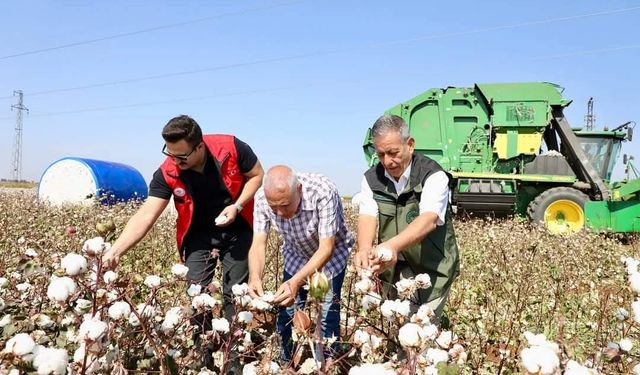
[362,82,640,234]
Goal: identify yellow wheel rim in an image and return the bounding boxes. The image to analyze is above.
[544,199,584,234]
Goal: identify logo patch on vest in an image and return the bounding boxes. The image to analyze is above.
[173,187,186,197]
[406,208,419,224]
[228,167,239,176]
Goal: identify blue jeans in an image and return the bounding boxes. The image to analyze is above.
[276,267,346,361]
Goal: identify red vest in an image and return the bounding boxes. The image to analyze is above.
[159,134,254,259]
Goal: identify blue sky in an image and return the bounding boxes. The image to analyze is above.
[1,0,638,194]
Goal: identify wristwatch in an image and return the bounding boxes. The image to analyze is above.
[233,202,243,211]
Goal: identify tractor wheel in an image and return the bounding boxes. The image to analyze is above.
[527,187,590,234]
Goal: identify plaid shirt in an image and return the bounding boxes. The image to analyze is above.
[254,173,354,277]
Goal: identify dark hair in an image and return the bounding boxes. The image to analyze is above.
[371,114,410,142]
[161,115,203,146]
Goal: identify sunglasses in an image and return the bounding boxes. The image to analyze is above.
[161,143,200,161]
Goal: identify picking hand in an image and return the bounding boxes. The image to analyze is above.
[248,277,264,299]
[273,280,300,307]
[215,204,239,227]
[369,245,397,274]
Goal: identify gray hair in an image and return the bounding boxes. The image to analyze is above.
[371,114,410,142]
[264,165,298,195]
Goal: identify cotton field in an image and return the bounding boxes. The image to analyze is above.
[0,191,639,374]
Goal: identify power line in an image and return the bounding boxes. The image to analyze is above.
[0,0,304,61]
[1,5,638,100]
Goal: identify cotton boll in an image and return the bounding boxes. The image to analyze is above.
[633,363,640,375]
[630,273,640,294]
[361,292,382,310]
[161,307,183,333]
[143,275,161,288]
[211,318,230,333]
[108,301,131,320]
[436,330,455,349]
[632,300,640,324]
[32,346,68,375]
[565,360,597,375]
[237,311,253,324]
[47,276,77,302]
[353,329,370,347]
[61,253,88,276]
[395,300,411,317]
[398,323,423,348]
[83,237,106,256]
[354,277,374,294]
[380,300,396,318]
[192,294,217,310]
[375,246,393,262]
[78,317,108,342]
[74,299,92,314]
[395,278,416,299]
[34,314,54,329]
[171,264,189,278]
[426,348,449,365]
[16,282,31,292]
[415,273,432,289]
[187,284,202,297]
[25,248,38,257]
[232,283,249,296]
[0,314,12,328]
[622,256,640,275]
[412,304,435,324]
[3,333,36,356]
[348,363,395,375]
[616,307,629,321]
[103,271,117,284]
[0,277,8,288]
[620,338,633,352]
[242,363,257,375]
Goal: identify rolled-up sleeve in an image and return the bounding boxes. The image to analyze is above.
[419,171,450,225]
[357,176,378,217]
[317,187,340,239]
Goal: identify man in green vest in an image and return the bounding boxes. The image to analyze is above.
[354,114,459,318]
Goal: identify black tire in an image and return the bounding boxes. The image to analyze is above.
[527,187,590,232]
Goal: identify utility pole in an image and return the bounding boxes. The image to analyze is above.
[11,90,28,181]
[584,97,595,131]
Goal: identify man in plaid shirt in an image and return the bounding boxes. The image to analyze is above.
[247,165,354,360]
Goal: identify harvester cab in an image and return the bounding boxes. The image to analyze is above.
[363,82,640,233]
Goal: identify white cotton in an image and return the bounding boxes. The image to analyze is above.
[370,334,384,350]
[632,300,640,324]
[3,333,36,356]
[74,299,92,314]
[243,363,257,375]
[25,248,38,257]
[83,237,105,256]
[523,331,548,347]
[103,271,117,284]
[187,284,202,297]
[382,300,400,319]
[211,318,230,333]
[353,329,370,347]
[161,307,183,332]
[0,314,12,328]
[260,292,275,303]
[421,323,439,341]
[622,256,640,275]
[620,338,633,352]
[0,297,4,312]
[171,264,189,278]
[630,273,640,294]
[399,323,423,348]
[395,278,416,298]
[61,253,88,276]
[361,292,382,310]
[436,330,455,349]
[415,273,432,289]
[108,301,131,320]
[232,283,250,296]
[78,316,108,342]
[565,360,596,375]
[144,275,161,288]
[426,347,449,365]
[354,277,374,294]
[616,307,629,321]
[0,277,8,288]
[348,363,395,375]
[520,346,559,375]
[47,276,77,302]
[237,311,253,324]
[192,293,217,310]
[249,297,272,311]
[35,314,54,329]
[395,299,411,317]
[265,362,280,374]
[32,346,68,375]
[633,363,640,375]
[376,246,393,262]
[16,282,31,292]
[412,304,435,324]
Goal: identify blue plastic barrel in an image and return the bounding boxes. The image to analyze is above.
[38,157,148,206]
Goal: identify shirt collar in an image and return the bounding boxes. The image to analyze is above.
[384,163,412,184]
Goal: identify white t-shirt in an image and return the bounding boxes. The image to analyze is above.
[358,164,449,226]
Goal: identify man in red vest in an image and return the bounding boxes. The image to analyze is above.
[102,115,264,321]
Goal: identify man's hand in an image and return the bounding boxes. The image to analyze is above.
[248,277,264,299]
[215,204,240,227]
[354,248,372,274]
[273,279,301,307]
[369,244,398,275]
[101,251,121,270]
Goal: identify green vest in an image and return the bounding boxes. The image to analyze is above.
[365,153,460,302]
